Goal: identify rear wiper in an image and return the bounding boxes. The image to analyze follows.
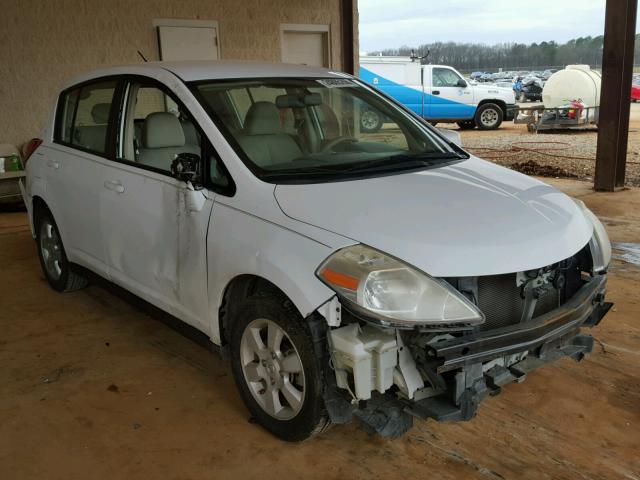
[344,151,466,173]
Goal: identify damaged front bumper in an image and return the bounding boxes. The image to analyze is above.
[323,274,611,433]
[407,274,611,422]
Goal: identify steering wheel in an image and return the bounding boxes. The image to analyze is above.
[320,136,358,153]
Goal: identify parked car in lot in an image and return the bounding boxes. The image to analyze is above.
[21,61,612,441]
[632,81,640,102]
[360,56,517,130]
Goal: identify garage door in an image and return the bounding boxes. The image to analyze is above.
[281,30,328,67]
[158,25,218,61]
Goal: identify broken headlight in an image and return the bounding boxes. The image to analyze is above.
[574,199,612,272]
[316,244,484,329]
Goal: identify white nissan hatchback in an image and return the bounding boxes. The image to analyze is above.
[22,61,612,441]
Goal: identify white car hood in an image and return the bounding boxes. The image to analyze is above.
[274,157,593,277]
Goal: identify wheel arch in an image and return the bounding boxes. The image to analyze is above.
[31,195,53,238]
[477,98,507,116]
[218,274,310,348]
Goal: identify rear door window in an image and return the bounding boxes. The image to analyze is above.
[55,79,118,155]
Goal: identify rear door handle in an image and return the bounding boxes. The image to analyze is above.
[432,90,440,95]
[46,159,60,169]
[104,180,125,193]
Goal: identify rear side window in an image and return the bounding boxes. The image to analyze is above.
[55,79,118,155]
[58,89,80,143]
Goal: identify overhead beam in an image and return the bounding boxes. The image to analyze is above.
[594,0,638,191]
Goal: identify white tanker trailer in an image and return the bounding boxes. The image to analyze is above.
[516,65,601,132]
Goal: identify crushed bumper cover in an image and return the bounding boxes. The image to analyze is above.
[405,274,611,422]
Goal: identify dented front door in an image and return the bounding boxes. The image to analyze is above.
[99,162,214,332]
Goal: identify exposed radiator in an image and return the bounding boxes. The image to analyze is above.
[477,273,560,331]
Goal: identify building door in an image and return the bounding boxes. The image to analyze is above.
[281,25,329,67]
[156,20,219,61]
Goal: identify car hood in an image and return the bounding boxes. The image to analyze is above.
[274,157,593,277]
[474,84,516,100]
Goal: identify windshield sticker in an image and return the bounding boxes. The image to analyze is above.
[317,79,356,88]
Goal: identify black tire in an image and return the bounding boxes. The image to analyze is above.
[360,109,383,133]
[457,120,476,130]
[229,295,331,441]
[35,208,88,292]
[474,103,503,130]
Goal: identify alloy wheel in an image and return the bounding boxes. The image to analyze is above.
[361,110,381,131]
[240,318,305,420]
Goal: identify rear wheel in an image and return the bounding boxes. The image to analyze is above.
[360,109,383,133]
[229,296,330,441]
[475,103,503,130]
[36,209,87,292]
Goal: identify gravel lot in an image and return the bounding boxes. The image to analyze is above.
[441,102,640,187]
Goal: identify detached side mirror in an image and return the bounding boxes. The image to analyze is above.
[437,128,462,147]
[171,153,206,213]
[171,153,202,186]
[457,79,468,88]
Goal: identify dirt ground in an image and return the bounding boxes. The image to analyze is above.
[1,178,639,480]
[437,102,640,187]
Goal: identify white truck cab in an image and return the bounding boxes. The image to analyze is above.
[359,56,517,131]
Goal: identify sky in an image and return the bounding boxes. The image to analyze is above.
[359,0,618,53]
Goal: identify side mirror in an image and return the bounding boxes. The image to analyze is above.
[437,128,462,147]
[171,153,202,186]
[457,79,468,88]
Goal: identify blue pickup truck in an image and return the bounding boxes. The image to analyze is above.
[359,56,517,132]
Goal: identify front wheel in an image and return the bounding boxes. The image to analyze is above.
[229,296,330,441]
[475,103,503,130]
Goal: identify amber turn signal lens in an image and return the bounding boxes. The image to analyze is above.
[320,267,359,291]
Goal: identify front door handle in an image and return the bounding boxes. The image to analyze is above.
[46,159,60,169]
[104,180,125,193]
[432,90,441,95]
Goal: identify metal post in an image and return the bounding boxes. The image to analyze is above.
[341,0,355,75]
[594,0,638,191]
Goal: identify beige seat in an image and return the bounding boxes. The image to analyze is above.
[74,103,110,151]
[138,112,200,171]
[237,102,302,168]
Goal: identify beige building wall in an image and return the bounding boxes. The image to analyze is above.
[0,0,358,148]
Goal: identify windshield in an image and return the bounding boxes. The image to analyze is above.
[192,77,466,182]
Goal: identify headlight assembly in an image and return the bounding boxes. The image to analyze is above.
[574,199,612,272]
[316,244,484,329]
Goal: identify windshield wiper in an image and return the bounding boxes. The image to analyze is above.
[259,152,466,180]
[344,151,466,173]
[259,165,345,179]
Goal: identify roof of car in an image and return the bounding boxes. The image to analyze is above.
[69,61,347,86]
[158,60,346,81]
